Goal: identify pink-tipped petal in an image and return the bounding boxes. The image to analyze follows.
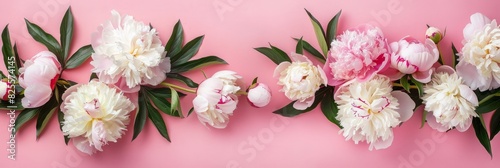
[412,69,433,83]
[426,112,449,132]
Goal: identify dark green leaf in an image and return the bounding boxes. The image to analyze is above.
[35,96,59,139]
[451,43,459,69]
[320,87,341,128]
[25,19,61,61]
[13,108,38,135]
[13,44,22,74]
[144,88,182,118]
[165,20,184,58]
[169,87,182,117]
[171,35,204,65]
[476,97,500,114]
[89,73,98,81]
[187,107,194,117]
[255,47,290,65]
[326,10,342,46]
[132,91,148,141]
[274,87,328,117]
[251,77,258,85]
[146,101,171,142]
[58,111,70,145]
[170,56,227,73]
[490,108,500,140]
[400,75,410,93]
[293,38,325,63]
[410,76,424,96]
[65,45,93,69]
[295,37,304,54]
[2,25,17,76]
[166,73,199,88]
[472,116,492,157]
[60,7,74,63]
[305,9,328,56]
[421,109,427,129]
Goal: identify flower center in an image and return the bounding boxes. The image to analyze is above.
[351,97,390,119]
[129,38,146,57]
[84,99,101,118]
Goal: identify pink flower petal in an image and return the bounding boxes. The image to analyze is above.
[72,136,95,155]
[371,135,394,150]
[391,91,415,122]
[456,61,490,91]
[412,68,433,83]
[293,96,314,110]
[426,112,448,132]
[436,65,455,75]
[21,85,52,108]
[193,96,209,113]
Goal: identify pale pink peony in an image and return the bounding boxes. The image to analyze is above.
[324,24,390,86]
[19,51,61,108]
[193,71,241,129]
[385,37,439,83]
[247,83,271,108]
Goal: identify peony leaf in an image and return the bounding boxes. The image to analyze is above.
[273,87,328,117]
[410,76,424,96]
[143,87,183,118]
[60,7,73,62]
[400,75,411,93]
[490,108,500,140]
[58,111,70,145]
[187,107,194,117]
[166,73,199,88]
[320,87,342,128]
[25,19,62,62]
[65,45,93,69]
[169,87,182,117]
[89,73,98,81]
[2,25,20,76]
[476,97,500,114]
[295,37,304,54]
[132,91,148,141]
[326,10,342,47]
[165,20,184,58]
[255,46,291,65]
[146,100,171,142]
[451,43,459,69]
[472,116,492,157]
[305,9,328,57]
[170,56,227,73]
[171,35,204,65]
[293,38,325,63]
[35,96,59,139]
[13,108,39,135]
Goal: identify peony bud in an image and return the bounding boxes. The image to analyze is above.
[247,83,271,108]
[426,27,443,44]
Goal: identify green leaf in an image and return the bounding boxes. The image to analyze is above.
[143,87,182,118]
[472,116,492,157]
[410,76,424,96]
[400,75,410,93]
[295,37,304,54]
[171,35,204,65]
[13,108,39,135]
[132,91,148,141]
[35,97,58,139]
[305,9,328,56]
[170,56,227,73]
[60,7,74,63]
[165,20,184,58]
[293,38,325,63]
[169,87,182,117]
[25,19,61,61]
[451,43,459,69]
[274,87,328,117]
[187,107,194,117]
[255,46,291,65]
[421,109,428,129]
[2,25,19,76]
[476,97,500,114]
[65,45,93,69]
[251,77,258,85]
[320,87,342,128]
[89,73,98,81]
[490,108,500,140]
[166,73,199,88]
[13,44,22,73]
[326,10,342,46]
[146,101,171,142]
[58,111,70,145]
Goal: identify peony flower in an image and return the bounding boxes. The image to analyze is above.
[0,80,9,101]
[423,65,478,132]
[193,71,241,129]
[274,53,327,110]
[19,51,61,108]
[386,36,439,83]
[456,13,500,91]
[247,83,271,108]
[324,24,390,86]
[61,80,135,155]
[90,10,170,92]
[426,27,443,44]
[335,75,415,150]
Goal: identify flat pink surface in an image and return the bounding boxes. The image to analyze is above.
[2,0,500,167]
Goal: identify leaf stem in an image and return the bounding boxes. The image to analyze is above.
[392,83,419,89]
[160,82,196,94]
[236,90,248,96]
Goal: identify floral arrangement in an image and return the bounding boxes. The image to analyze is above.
[1,7,500,157]
[256,9,500,155]
[0,7,270,155]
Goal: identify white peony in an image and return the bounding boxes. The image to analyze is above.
[423,65,478,132]
[274,53,327,110]
[91,10,170,92]
[335,75,414,150]
[61,80,135,155]
[456,13,500,91]
[193,71,241,129]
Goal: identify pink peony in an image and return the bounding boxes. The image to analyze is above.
[324,24,390,86]
[19,51,61,108]
[247,83,271,108]
[385,37,439,83]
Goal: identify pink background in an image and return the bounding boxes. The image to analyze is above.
[2,0,500,167]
